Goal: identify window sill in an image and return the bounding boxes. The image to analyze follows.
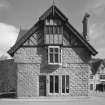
[48,63,62,65]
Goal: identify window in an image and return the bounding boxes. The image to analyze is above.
[100,75,105,79]
[90,84,93,90]
[90,75,93,79]
[50,75,59,93]
[45,26,62,34]
[62,75,69,93]
[48,46,62,65]
[45,26,63,44]
[45,19,62,26]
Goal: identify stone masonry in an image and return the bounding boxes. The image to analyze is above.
[14,46,91,98]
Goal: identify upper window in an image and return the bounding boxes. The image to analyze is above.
[45,26,63,44]
[100,75,105,79]
[48,46,62,65]
[45,19,62,26]
[44,18,63,45]
[45,26,62,34]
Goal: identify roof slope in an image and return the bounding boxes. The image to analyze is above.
[65,22,97,55]
[16,29,28,43]
[8,21,40,56]
[8,5,98,56]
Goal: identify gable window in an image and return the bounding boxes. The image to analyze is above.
[45,26,63,44]
[44,19,63,44]
[48,46,62,65]
[62,75,69,93]
[50,75,59,93]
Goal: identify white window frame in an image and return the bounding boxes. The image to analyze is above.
[49,75,59,95]
[61,75,69,94]
[48,46,62,65]
[100,74,105,81]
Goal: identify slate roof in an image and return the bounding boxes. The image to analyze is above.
[16,29,28,43]
[8,5,98,56]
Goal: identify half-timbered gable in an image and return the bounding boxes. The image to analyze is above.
[8,5,97,98]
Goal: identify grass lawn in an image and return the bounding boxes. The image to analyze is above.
[0,97,105,105]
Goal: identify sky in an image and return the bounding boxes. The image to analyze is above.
[0,0,105,58]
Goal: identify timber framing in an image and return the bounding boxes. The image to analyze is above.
[8,21,43,56]
[39,5,68,22]
[21,45,89,48]
[8,5,98,56]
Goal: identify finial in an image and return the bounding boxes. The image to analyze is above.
[53,0,55,6]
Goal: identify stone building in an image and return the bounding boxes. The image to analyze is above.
[90,59,105,93]
[8,5,97,98]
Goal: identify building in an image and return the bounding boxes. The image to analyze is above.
[8,4,97,98]
[0,59,17,98]
[89,59,105,93]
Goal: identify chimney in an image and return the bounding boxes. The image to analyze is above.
[82,13,90,40]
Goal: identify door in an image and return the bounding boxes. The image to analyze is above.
[39,76,46,96]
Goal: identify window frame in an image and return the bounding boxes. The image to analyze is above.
[44,26,63,44]
[49,75,59,94]
[61,75,69,94]
[48,46,62,65]
[100,74,105,80]
[90,75,93,79]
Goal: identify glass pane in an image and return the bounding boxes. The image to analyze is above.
[50,19,53,25]
[55,26,58,34]
[45,26,49,34]
[50,48,53,53]
[100,75,105,79]
[57,27,60,34]
[62,75,65,93]
[58,20,61,25]
[50,34,54,44]
[55,54,59,63]
[50,76,53,93]
[66,75,69,93]
[59,35,62,44]
[50,26,53,34]
[45,35,49,44]
[54,34,58,44]
[59,48,61,63]
[45,19,50,25]
[55,76,59,93]
[50,54,53,63]
[53,26,56,34]
[55,48,58,53]
[58,26,62,34]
